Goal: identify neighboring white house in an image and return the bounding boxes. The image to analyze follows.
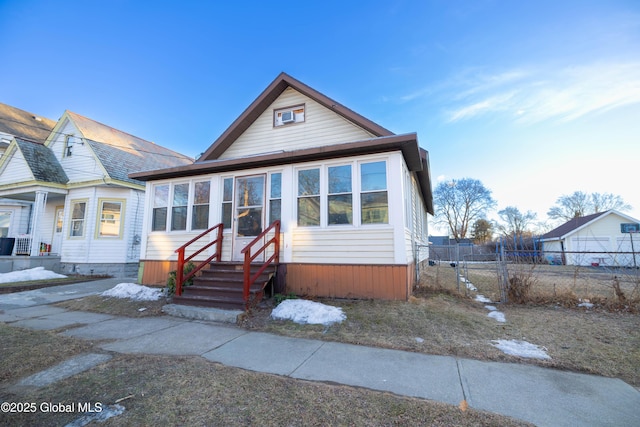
[540,210,640,267]
[0,107,193,276]
[132,73,434,300]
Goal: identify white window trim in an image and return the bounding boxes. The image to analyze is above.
[95,198,125,239]
[294,157,391,229]
[69,199,88,238]
[150,179,214,233]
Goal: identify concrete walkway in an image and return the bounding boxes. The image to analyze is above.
[1,278,639,427]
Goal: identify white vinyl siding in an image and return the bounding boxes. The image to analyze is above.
[218,88,376,159]
[0,145,35,185]
[49,120,109,183]
[291,228,395,264]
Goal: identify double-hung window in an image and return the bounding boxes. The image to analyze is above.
[152,185,169,231]
[297,168,320,226]
[269,173,282,224]
[192,181,210,230]
[221,178,233,229]
[98,200,123,238]
[171,183,189,231]
[360,161,388,224]
[328,165,352,225]
[70,200,87,237]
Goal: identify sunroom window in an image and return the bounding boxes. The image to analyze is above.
[360,161,388,224]
[152,184,169,231]
[297,168,320,226]
[328,165,352,225]
[192,181,210,230]
[171,183,189,231]
[269,172,282,224]
[221,178,233,229]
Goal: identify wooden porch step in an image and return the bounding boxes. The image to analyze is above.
[172,262,274,310]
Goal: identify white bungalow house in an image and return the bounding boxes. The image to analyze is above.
[0,106,193,276]
[132,73,433,306]
[540,210,639,267]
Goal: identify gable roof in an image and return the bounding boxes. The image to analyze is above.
[200,72,394,161]
[541,210,639,240]
[15,138,68,184]
[63,111,193,185]
[0,103,56,144]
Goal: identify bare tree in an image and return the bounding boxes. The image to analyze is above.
[548,191,632,221]
[433,178,496,242]
[497,206,537,237]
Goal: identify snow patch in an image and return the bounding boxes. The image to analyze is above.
[488,310,506,323]
[475,294,492,303]
[492,339,551,360]
[271,299,346,326]
[0,267,66,284]
[101,283,163,301]
[460,276,477,291]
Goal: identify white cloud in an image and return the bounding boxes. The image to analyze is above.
[438,62,640,124]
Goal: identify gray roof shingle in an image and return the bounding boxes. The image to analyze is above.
[0,103,56,143]
[541,211,608,240]
[15,138,68,184]
[67,111,193,184]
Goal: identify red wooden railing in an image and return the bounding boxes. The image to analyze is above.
[241,220,281,307]
[174,223,224,296]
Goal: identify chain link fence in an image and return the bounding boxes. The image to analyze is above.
[422,244,640,306]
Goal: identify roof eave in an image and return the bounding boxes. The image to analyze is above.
[131,133,422,181]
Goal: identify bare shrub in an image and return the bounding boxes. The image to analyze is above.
[506,264,536,304]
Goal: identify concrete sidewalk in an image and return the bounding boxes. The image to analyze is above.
[1,279,639,427]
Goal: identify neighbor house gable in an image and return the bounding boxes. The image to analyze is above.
[200,72,394,161]
[45,111,193,188]
[541,210,638,241]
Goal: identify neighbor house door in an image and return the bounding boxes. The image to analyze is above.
[232,175,265,262]
[51,207,64,255]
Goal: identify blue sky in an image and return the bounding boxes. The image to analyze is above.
[1,0,639,232]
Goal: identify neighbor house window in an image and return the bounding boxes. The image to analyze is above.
[70,200,87,237]
[192,181,210,230]
[0,211,10,238]
[152,184,169,231]
[328,165,352,225]
[171,183,189,231]
[274,104,305,127]
[297,168,320,226]
[64,135,75,157]
[97,199,124,238]
[360,161,388,224]
[269,172,282,224]
[221,178,233,229]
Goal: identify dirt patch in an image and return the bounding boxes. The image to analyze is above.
[0,325,94,385]
[54,295,167,318]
